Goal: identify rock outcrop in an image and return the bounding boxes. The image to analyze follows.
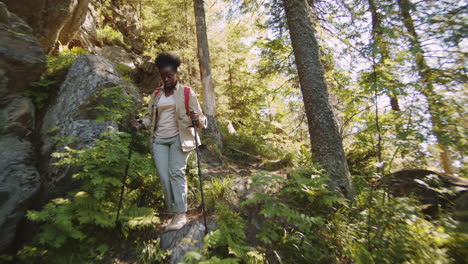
[57,0,91,48]
[0,3,45,252]
[95,45,140,69]
[160,218,216,264]
[40,54,141,198]
[136,57,163,94]
[0,137,41,252]
[382,169,468,215]
[1,0,91,53]
[0,97,35,138]
[74,3,100,51]
[0,2,45,103]
[108,4,144,54]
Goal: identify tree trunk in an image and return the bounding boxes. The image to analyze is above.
[397,0,454,174]
[193,0,223,152]
[283,0,355,199]
[368,0,400,111]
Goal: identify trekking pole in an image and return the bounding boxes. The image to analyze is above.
[114,117,141,233]
[192,119,208,235]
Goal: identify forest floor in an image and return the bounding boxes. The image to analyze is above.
[157,145,287,227]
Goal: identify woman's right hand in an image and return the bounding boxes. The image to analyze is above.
[131,119,143,130]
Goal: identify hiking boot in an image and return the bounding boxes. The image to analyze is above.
[164,213,188,232]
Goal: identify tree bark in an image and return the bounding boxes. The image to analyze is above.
[193,0,223,152]
[397,0,453,174]
[283,0,355,199]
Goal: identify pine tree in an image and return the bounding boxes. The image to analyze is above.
[193,0,223,152]
[397,0,454,174]
[283,0,355,199]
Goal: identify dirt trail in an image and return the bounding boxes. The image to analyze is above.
[156,146,285,228]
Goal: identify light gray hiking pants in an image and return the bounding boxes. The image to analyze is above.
[152,134,191,213]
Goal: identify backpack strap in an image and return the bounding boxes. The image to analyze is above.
[156,86,196,126]
[184,86,190,115]
[154,87,161,96]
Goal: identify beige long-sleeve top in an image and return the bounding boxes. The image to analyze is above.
[141,82,208,152]
[154,94,179,138]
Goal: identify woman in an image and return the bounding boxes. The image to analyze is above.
[131,52,207,232]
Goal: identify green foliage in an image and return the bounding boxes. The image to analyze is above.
[182,203,264,264]
[335,189,454,264]
[97,24,128,48]
[95,86,135,123]
[220,128,265,160]
[115,63,136,84]
[16,131,160,263]
[187,162,459,264]
[219,123,287,163]
[443,216,468,263]
[240,166,343,263]
[0,254,14,262]
[24,47,88,109]
[138,0,195,55]
[48,47,89,73]
[204,177,236,211]
[205,204,261,261]
[137,238,170,264]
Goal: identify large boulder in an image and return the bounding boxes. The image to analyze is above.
[159,218,216,264]
[1,0,91,53]
[0,3,45,252]
[74,3,100,51]
[0,137,41,252]
[40,54,141,198]
[57,0,91,47]
[95,45,139,69]
[0,96,35,137]
[0,2,46,104]
[382,169,468,216]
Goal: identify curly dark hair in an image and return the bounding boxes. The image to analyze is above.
[155,52,181,71]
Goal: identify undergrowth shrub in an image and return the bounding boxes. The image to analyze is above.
[184,151,204,207]
[183,165,340,263]
[182,203,264,264]
[16,131,160,263]
[241,166,344,263]
[219,122,286,162]
[137,237,169,264]
[182,164,459,264]
[442,215,468,263]
[97,24,128,48]
[14,82,161,263]
[95,86,135,124]
[203,177,237,213]
[24,46,88,109]
[335,188,454,264]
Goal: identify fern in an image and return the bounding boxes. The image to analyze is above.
[238,166,344,263]
[24,46,88,109]
[182,200,264,263]
[18,130,161,263]
[94,86,135,123]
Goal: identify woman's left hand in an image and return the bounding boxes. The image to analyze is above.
[189,111,199,124]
